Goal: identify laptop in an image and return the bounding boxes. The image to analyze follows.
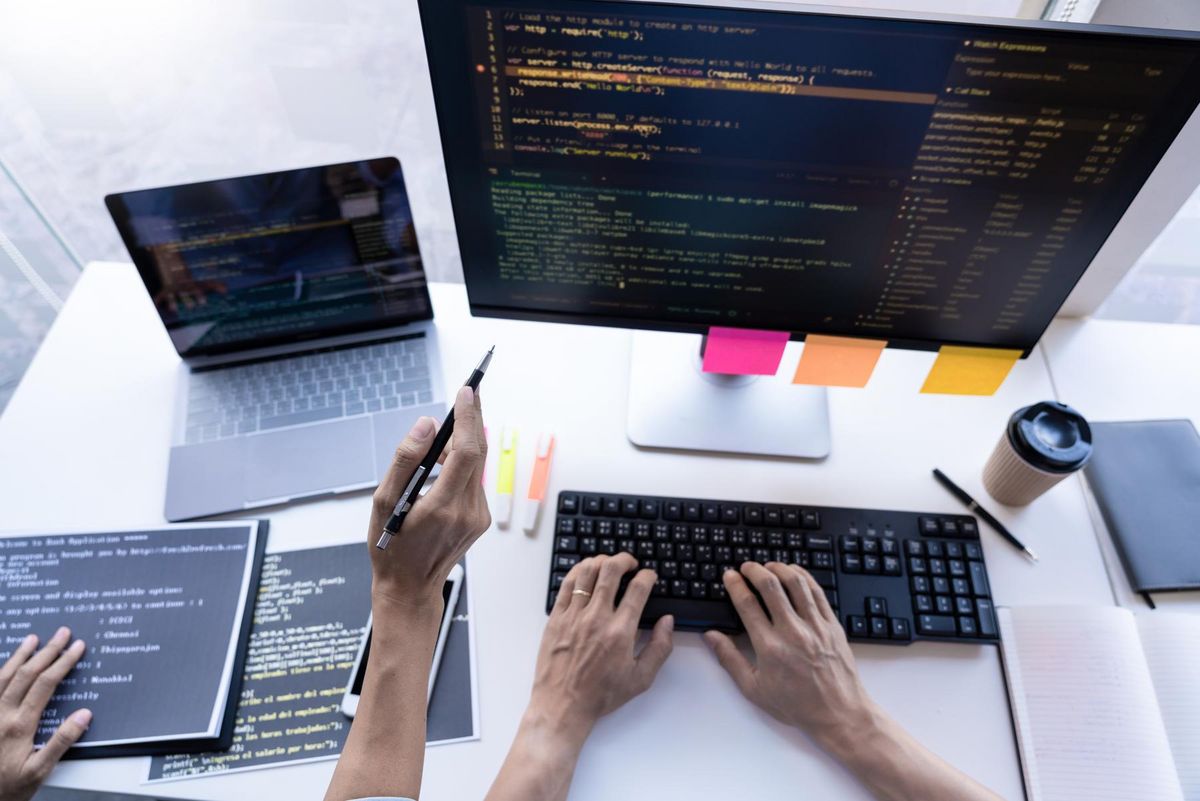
[106,158,446,521]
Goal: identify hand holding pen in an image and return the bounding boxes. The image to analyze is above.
[365,350,493,605]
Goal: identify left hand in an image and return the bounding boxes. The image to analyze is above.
[0,628,91,801]
[527,553,674,740]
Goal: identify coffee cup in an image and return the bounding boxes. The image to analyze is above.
[982,401,1092,506]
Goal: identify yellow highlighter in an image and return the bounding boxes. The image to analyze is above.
[523,433,556,534]
[495,426,519,528]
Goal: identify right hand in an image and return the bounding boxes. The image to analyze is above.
[0,628,91,801]
[367,385,491,608]
[704,562,877,747]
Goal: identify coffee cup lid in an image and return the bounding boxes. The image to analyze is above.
[1007,401,1092,473]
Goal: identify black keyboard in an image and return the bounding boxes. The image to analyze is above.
[546,491,999,645]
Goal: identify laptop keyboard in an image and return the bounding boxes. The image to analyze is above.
[184,338,433,443]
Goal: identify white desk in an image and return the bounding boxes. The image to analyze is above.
[1042,317,1200,614]
[0,262,1118,801]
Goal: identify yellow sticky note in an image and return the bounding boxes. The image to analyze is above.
[920,346,1022,396]
[792,335,887,388]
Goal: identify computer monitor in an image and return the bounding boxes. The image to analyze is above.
[420,0,1200,456]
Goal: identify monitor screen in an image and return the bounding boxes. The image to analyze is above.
[421,1,1200,353]
[106,159,433,358]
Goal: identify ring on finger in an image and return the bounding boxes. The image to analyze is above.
[571,589,592,598]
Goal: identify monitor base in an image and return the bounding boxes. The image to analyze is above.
[627,331,831,459]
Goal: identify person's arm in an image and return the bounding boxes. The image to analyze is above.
[323,386,490,801]
[487,552,673,801]
[0,627,90,801]
[705,562,1003,801]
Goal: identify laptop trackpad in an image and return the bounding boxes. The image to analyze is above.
[246,417,375,502]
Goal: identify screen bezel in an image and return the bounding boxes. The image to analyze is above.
[420,0,1200,357]
[104,158,436,360]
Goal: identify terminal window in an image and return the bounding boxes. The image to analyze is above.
[428,2,1200,351]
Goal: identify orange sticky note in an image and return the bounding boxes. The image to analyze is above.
[702,327,790,376]
[920,346,1022,396]
[792,335,887,388]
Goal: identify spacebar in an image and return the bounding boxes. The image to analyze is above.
[259,406,344,430]
[639,598,743,633]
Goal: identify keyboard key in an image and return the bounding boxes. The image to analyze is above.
[965,542,983,560]
[867,597,887,616]
[861,538,879,555]
[720,505,740,523]
[848,615,869,637]
[782,508,800,526]
[801,510,821,529]
[976,599,998,638]
[917,614,957,636]
[914,594,933,613]
[935,595,954,614]
[842,554,862,573]
[259,405,343,431]
[555,536,578,552]
[869,617,888,638]
[809,569,836,589]
[812,551,834,570]
[952,577,970,595]
[932,577,950,595]
[955,596,974,615]
[969,561,991,596]
[961,520,980,538]
[806,534,832,550]
[600,538,617,555]
[925,540,943,558]
[622,499,640,518]
[944,541,963,559]
[929,558,947,576]
[640,500,660,519]
[881,538,898,556]
[671,580,689,598]
[764,507,781,526]
[840,535,860,553]
[957,616,977,637]
[551,571,567,589]
[744,506,763,524]
[863,555,881,574]
[581,537,598,555]
[889,617,912,641]
[941,520,960,537]
[905,539,924,556]
[882,555,901,575]
[911,575,930,594]
[684,502,702,521]
[559,494,580,514]
[919,517,940,536]
[702,503,720,522]
[557,518,576,535]
[555,554,580,571]
[665,501,682,520]
[583,496,602,515]
[603,497,621,516]
[949,559,967,577]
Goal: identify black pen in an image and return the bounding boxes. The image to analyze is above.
[932,468,1039,562]
[375,347,494,550]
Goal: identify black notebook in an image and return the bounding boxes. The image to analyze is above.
[1084,420,1200,594]
[0,521,268,758]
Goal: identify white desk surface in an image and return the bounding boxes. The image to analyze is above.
[0,262,1121,801]
[1042,317,1200,615]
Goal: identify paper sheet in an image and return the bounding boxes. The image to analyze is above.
[998,606,1184,801]
[792,334,886,387]
[1138,613,1200,801]
[702,327,789,375]
[920,345,1021,395]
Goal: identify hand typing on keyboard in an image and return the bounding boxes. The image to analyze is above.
[486,552,672,801]
[706,563,1004,801]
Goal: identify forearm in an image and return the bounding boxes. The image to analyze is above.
[486,705,591,801]
[324,593,443,801]
[818,702,1003,801]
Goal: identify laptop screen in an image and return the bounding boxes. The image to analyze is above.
[106,159,434,358]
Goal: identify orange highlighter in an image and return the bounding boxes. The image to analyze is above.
[522,433,556,534]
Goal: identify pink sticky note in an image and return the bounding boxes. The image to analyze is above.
[702,327,790,375]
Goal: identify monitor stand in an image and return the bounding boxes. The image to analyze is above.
[626,331,831,459]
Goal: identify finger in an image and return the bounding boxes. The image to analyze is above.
[0,634,39,696]
[723,570,770,646]
[371,416,439,517]
[1,627,70,705]
[552,572,576,616]
[27,708,91,777]
[633,614,674,690]
[424,387,486,499]
[617,569,657,622]
[740,562,797,625]
[21,639,84,717]
[703,630,756,697]
[590,552,637,610]
[768,562,816,624]
[568,556,602,609]
[800,567,839,625]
